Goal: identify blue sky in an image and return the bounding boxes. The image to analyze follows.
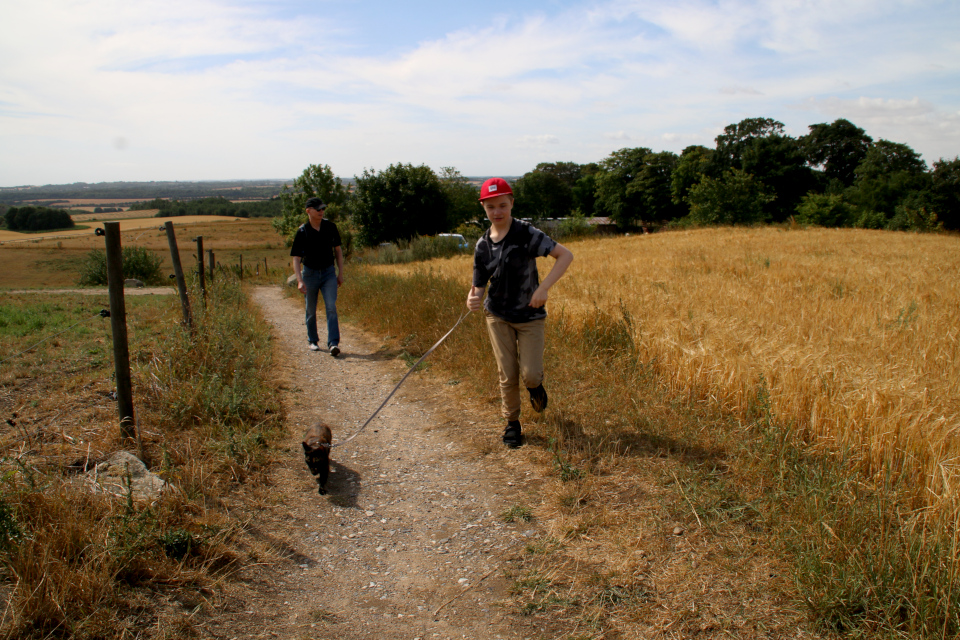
[1,0,958,185]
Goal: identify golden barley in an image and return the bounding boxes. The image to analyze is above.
[378,227,960,514]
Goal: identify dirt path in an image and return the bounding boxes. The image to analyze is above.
[206,286,546,640]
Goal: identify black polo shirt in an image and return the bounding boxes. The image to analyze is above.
[290,219,341,269]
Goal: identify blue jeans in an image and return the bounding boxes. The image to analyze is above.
[303,265,340,347]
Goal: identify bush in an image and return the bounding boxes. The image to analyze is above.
[795,193,856,227]
[78,246,164,286]
[685,169,775,225]
[885,205,941,232]
[554,213,594,240]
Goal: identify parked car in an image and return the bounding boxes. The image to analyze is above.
[437,233,469,250]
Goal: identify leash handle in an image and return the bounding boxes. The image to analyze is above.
[331,309,472,449]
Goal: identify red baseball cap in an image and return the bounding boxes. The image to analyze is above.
[478,177,514,201]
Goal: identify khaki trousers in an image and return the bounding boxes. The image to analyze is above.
[484,311,546,421]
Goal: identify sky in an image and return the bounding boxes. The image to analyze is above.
[1,0,958,186]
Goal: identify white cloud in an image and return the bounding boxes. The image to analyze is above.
[720,86,763,96]
[517,134,561,147]
[0,0,958,182]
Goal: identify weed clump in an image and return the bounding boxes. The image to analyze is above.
[77,246,164,286]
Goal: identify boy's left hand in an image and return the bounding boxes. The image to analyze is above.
[529,287,548,308]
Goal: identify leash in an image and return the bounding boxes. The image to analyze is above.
[330,309,472,449]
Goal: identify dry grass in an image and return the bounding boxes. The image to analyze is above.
[0,277,286,638]
[374,227,960,514]
[0,218,292,289]
[355,226,960,637]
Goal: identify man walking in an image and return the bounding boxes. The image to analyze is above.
[291,197,344,356]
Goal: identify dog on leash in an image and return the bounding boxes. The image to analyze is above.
[302,422,332,495]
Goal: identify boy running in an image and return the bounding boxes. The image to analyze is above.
[466,178,574,448]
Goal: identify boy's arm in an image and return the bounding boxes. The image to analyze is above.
[529,243,573,308]
[466,286,485,312]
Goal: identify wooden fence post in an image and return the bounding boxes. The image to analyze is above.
[195,236,206,301]
[208,249,215,282]
[239,254,243,281]
[103,222,136,440]
[164,221,192,328]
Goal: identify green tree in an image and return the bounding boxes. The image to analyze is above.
[594,147,652,227]
[671,145,715,206]
[571,162,600,217]
[630,151,684,223]
[4,206,75,231]
[801,119,873,189]
[273,164,349,243]
[532,162,582,189]
[714,117,786,167]
[715,117,815,222]
[847,140,929,222]
[685,169,775,226]
[352,164,447,247]
[513,170,573,221]
[928,156,960,230]
[438,167,480,229]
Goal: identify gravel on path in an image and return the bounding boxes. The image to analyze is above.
[206,286,547,640]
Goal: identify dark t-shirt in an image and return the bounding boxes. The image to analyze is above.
[472,218,557,323]
[290,219,341,269]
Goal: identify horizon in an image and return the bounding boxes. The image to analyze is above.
[2,1,958,186]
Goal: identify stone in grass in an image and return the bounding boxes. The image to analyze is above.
[124,279,145,288]
[88,451,167,502]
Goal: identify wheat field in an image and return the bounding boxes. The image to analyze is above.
[377,227,960,515]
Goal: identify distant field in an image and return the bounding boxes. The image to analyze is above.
[0,215,241,244]
[0,217,290,289]
[70,209,160,222]
[22,198,147,205]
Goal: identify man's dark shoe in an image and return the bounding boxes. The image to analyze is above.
[329,345,340,357]
[503,420,523,448]
[528,383,548,412]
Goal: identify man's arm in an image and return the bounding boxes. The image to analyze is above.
[529,243,573,308]
[292,256,307,294]
[335,246,345,286]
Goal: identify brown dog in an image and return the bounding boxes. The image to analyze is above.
[302,422,332,495]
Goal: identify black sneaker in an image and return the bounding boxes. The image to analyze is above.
[503,420,523,448]
[329,345,340,357]
[528,383,548,412]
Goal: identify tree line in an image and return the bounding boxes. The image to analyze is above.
[129,196,282,218]
[273,116,960,248]
[0,180,287,205]
[3,206,75,232]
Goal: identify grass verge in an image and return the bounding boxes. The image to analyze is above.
[0,274,283,639]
